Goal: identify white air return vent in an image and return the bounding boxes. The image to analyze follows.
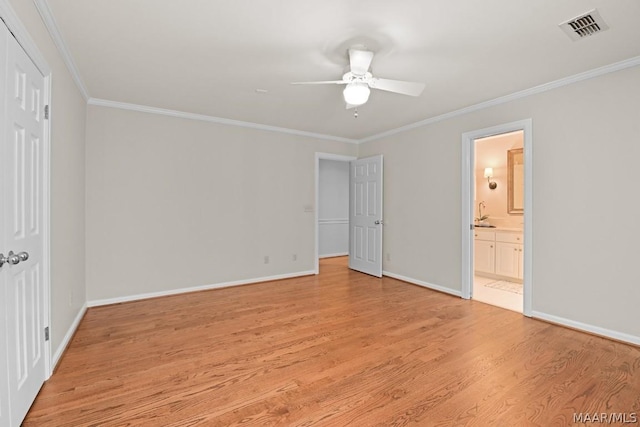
[559,9,609,41]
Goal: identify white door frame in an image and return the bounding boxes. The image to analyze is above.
[314,153,357,274]
[461,119,533,316]
[0,0,53,376]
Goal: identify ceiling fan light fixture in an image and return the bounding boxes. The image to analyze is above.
[343,82,370,106]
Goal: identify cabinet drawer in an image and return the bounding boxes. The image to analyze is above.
[474,230,495,241]
[495,232,523,244]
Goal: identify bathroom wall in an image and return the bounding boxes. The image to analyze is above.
[475,131,523,228]
[318,159,349,257]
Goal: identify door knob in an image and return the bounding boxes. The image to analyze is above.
[0,251,19,266]
[374,220,384,225]
[0,251,28,267]
[7,251,20,265]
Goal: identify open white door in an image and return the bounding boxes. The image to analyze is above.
[0,21,48,427]
[349,155,383,277]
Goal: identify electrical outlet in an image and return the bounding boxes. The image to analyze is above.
[264,255,270,264]
[292,254,297,261]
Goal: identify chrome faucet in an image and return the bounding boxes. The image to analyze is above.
[476,201,488,222]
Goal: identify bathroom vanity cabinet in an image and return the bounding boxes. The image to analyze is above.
[474,230,496,275]
[474,229,523,281]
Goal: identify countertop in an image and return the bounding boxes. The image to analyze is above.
[475,226,523,232]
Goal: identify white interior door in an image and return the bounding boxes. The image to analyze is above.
[1,21,48,427]
[349,155,383,277]
[0,18,10,426]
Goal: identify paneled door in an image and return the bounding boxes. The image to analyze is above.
[349,155,383,277]
[0,21,48,427]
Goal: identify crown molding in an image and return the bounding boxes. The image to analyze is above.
[88,98,360,144]
[33,0,89,100]
[34,0,640,146]
[0,0,50,74]
[88,52,640,145]
[28,0,640,144]
[359,55,640,143]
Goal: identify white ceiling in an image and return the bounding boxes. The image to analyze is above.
[44,0,640,141]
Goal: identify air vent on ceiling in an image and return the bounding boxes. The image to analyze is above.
[559,9,609,41]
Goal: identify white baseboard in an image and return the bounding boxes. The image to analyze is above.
[531,310,640,346]
[319,252,348,259]
[87,270,316,307]
[383,271,462,297]
[52,303,87,370]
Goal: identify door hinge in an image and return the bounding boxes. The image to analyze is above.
[44,326,50,341]
[470,224,475,230]
[44,105,49,120]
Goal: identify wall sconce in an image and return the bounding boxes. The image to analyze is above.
[484,167,497,190]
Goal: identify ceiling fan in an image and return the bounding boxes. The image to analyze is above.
[292,48,425,109]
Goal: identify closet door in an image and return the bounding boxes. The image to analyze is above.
[0,20,48,427]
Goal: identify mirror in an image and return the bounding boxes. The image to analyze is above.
[507,148,524,214]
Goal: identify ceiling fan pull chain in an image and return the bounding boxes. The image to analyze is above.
[354,108,358,119]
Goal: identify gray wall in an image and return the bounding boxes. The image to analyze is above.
[7,0,87,356]
[359,65,640,340]
[85,106,357,302]
[318,159,349,257]
[86,65,640,342]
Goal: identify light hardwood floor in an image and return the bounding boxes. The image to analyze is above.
[25,257,640,426]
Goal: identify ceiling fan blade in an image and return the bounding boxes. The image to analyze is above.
[291,80,347,85]
[349,49,374,76]
[369,78,425,96]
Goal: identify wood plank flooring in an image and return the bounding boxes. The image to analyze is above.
[24,257,640,426]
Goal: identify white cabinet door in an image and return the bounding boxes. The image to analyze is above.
[474,240,495,274]
[495,242,521,278]
[1,21,48,427]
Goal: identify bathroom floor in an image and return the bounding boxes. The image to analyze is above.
[473,275,523,313]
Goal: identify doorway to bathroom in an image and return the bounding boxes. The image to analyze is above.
[473,131,524,312]
[461,120,532,316]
